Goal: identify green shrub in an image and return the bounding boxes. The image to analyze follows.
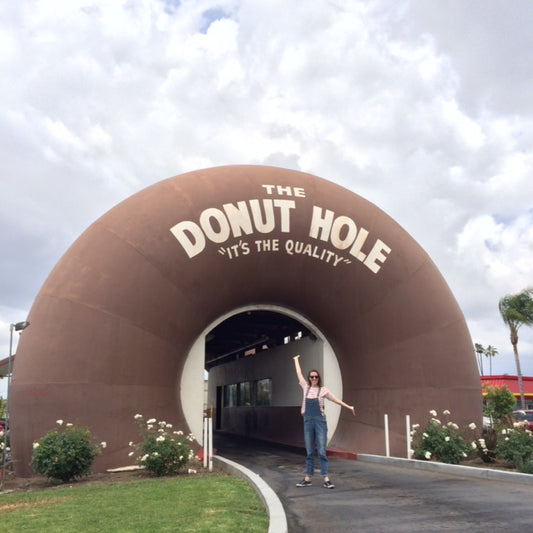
[129,414,194,476]
[31,420,104,482]
[496,422,533,471]
[1,427,10,466]
[411,410,475,464]
[519,458,533,474]
[483,384,516,426]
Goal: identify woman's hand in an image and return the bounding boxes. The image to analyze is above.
[293,355,304,381]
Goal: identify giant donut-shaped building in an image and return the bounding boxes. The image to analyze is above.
[11,165,481,475]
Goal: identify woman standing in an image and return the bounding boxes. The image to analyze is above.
[293,354,355,489]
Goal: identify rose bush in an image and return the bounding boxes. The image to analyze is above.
[496,422,533,473]
[412,409,533,475]
[31,420,105,482]
[411,410,475,464]
[1,426,10,468]
[129,414,194,476]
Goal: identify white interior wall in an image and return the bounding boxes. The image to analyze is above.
[207,336,321,408]
[179,304,343,444]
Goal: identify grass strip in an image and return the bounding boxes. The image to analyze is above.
[0,475,269,532]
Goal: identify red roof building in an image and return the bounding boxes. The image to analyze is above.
[481,375,533,409]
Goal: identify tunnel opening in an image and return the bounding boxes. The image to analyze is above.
[179,306,343,451]
[206,310,313,445]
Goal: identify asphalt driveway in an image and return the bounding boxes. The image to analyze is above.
[215,433,533,532]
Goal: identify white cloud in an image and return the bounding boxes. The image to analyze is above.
[1,0,533,394]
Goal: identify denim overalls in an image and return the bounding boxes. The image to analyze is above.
[304,386,328,477]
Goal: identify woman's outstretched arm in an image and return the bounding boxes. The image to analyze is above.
[330,396,356,416]
[293,354,305,382]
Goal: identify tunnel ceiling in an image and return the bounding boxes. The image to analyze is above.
[205,310,311,369]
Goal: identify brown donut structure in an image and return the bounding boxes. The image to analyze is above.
[10,165,481,475]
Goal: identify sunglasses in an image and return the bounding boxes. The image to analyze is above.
[309,375,319,379]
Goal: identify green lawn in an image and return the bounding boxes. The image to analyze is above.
[0,475,269,532]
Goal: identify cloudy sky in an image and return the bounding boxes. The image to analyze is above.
[1,0,532,397]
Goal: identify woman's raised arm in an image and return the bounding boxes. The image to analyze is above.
[293,354,304,382]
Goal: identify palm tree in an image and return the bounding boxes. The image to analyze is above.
[474,343,485,375]
[498,287,533,409]
[484,345,498,375]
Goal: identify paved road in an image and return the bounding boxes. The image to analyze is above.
[215,434,533,532]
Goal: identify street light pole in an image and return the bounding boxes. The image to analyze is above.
[1,320,30,491]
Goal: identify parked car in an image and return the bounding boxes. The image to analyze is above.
[513,410,533,431]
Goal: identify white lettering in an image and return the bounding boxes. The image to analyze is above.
[171,197,391,273]
[308,206,391,273]
[255,239,280,252]
[283,239,346,266]
[274,199,296,232]
[285,239,294,254]
[309,206,335,241]
[222,201,254,237]
[261,184,306,197]
[349,227,369,261]
[364,239,392,273]
[262,184,275,194]
[199,208,230,243]
[171,198,296,255]
[276,185,292,195]
[219,240,251,259]
[170,221,206,258]
[330,216,357,250]
[249,199,275,233]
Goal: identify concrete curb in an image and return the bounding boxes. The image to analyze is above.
[214,455,288,533]
[357,454,533,485]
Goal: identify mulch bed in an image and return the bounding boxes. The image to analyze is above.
[0,462,228,494]
[452,456,517,471]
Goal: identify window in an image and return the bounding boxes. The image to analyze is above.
[256,378,272,406]
[224,378,272,407]
[238,381,252,406]
[224,383,237,407]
